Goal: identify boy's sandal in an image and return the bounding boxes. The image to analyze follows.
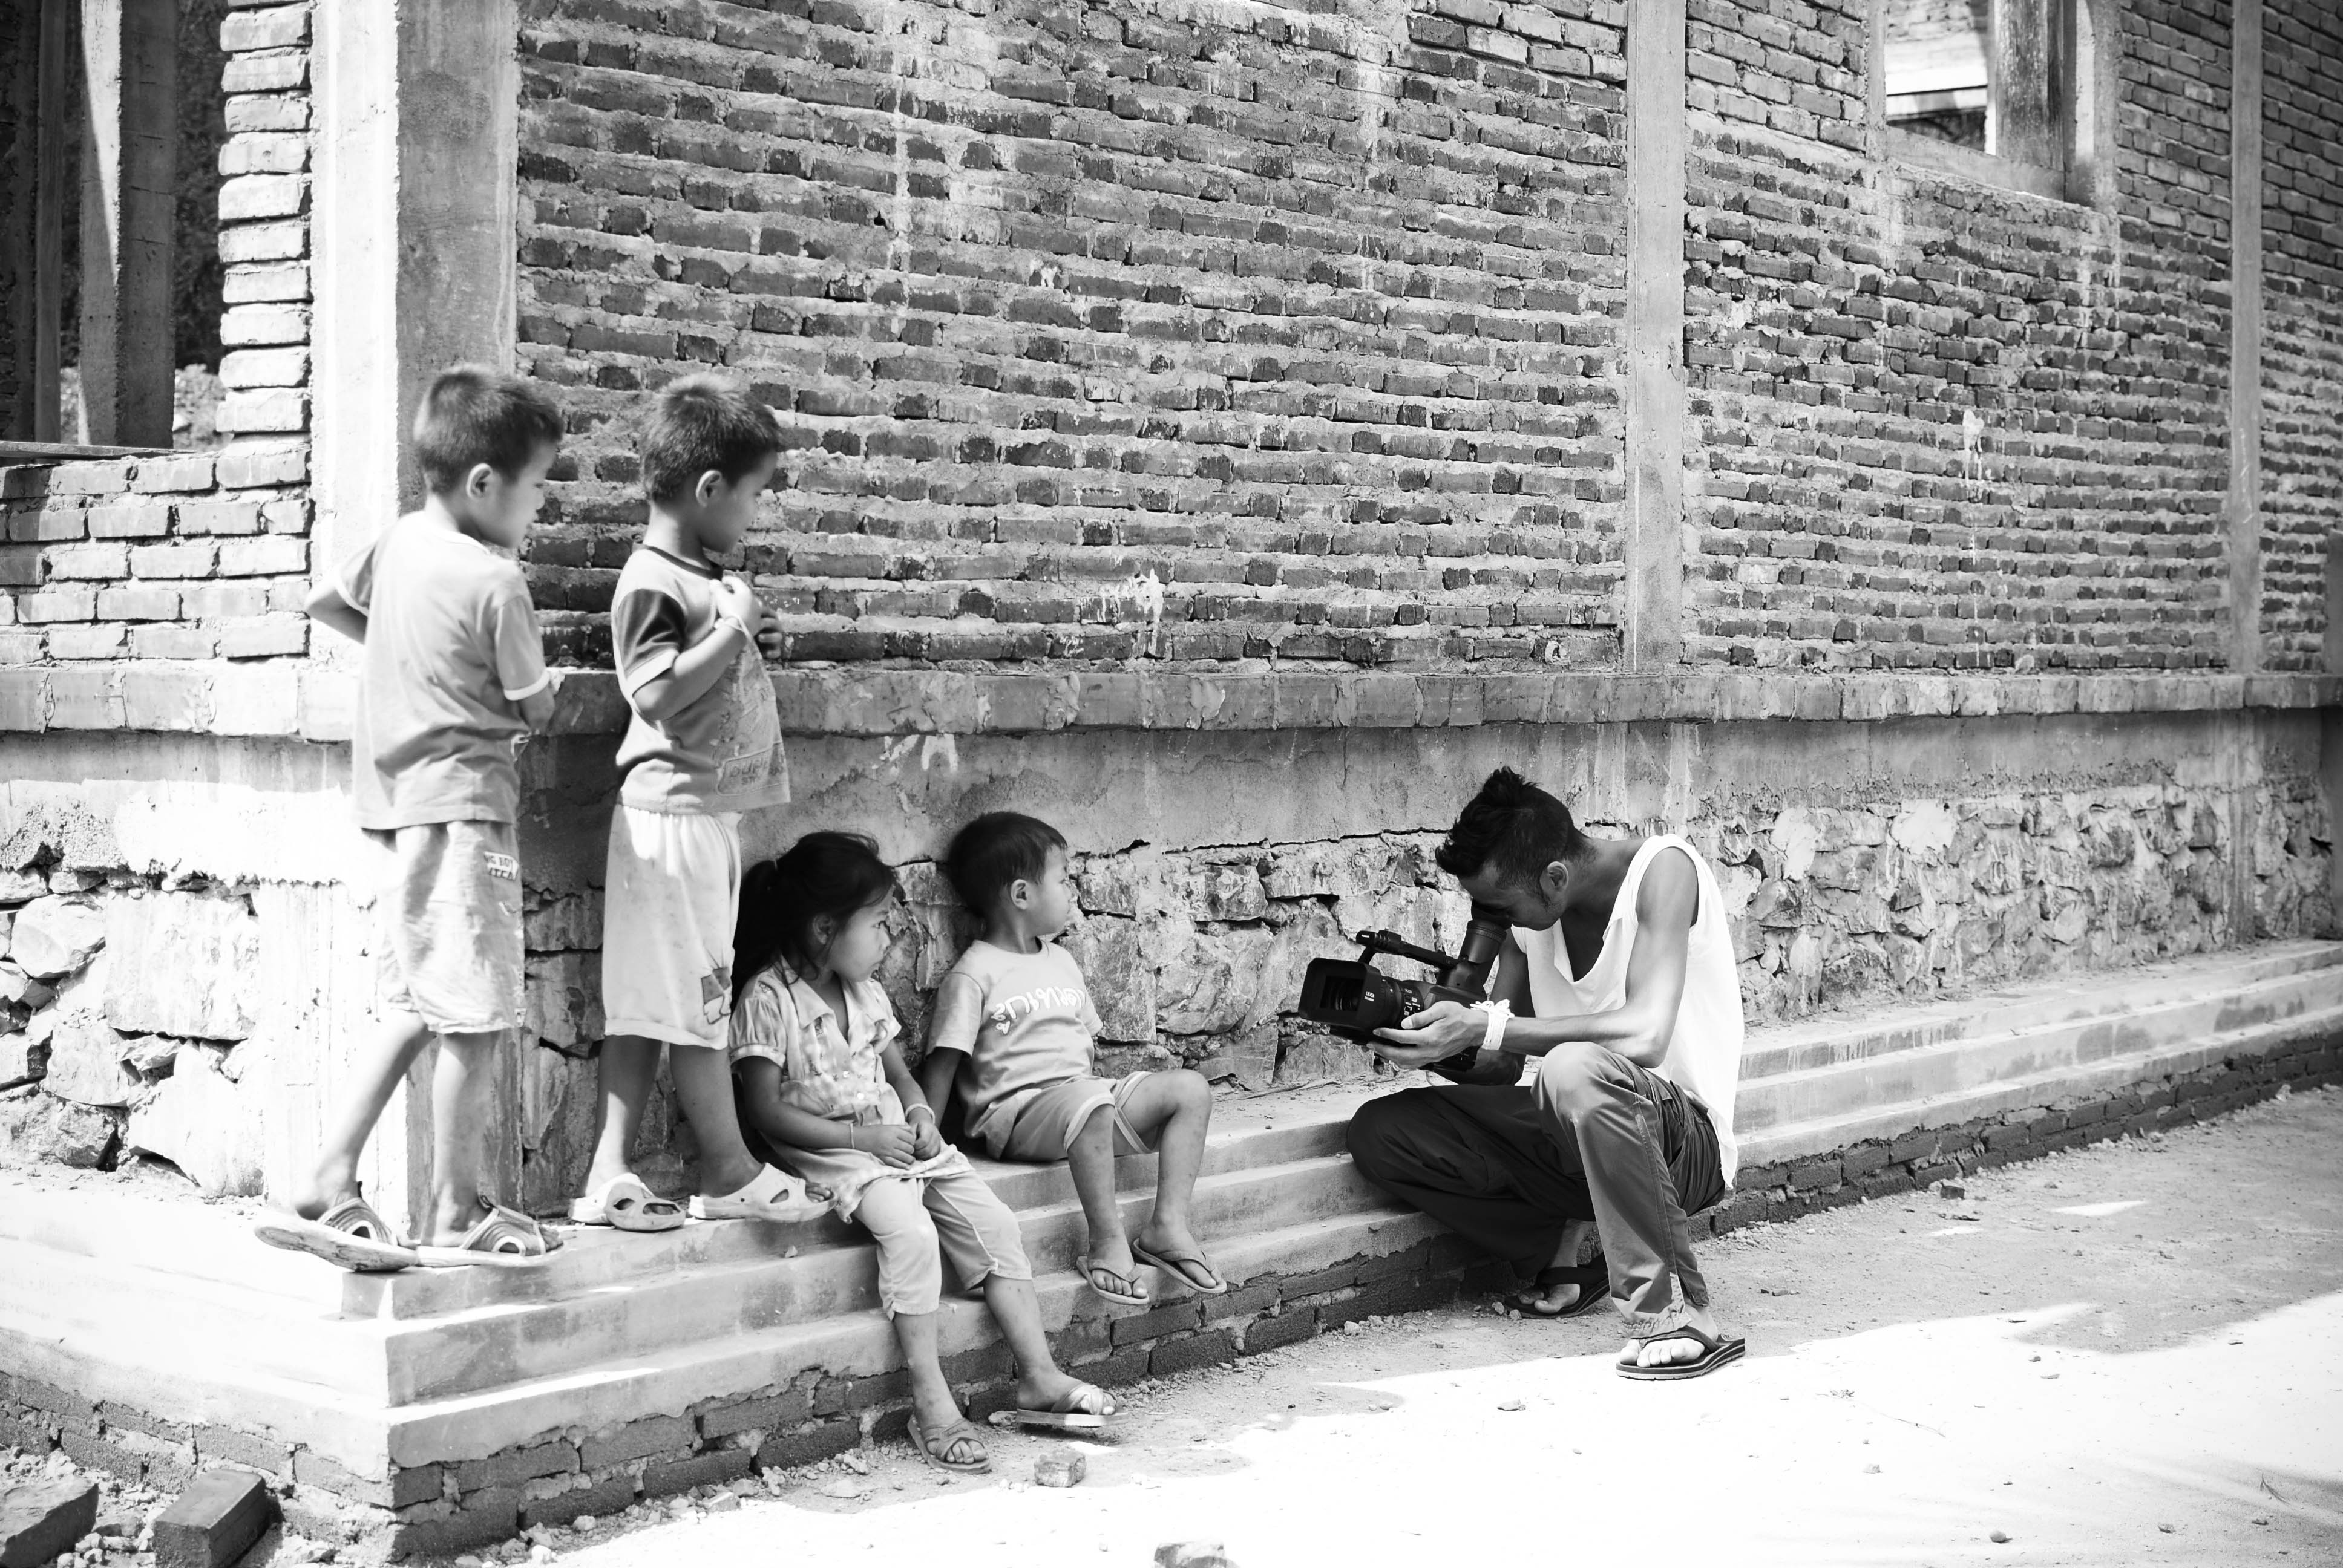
[1130,1239,1228,1296]
[989,1382,1116,1432]
[1614,1324,1747,1382]
[689,1164,828,1224]
[1076,1256,1150,1308]
[254,1194,418,1273]
[906,1413,992,1474]
[1508,1258,1611,1319]
[412,1203,563,1269]
[569,1174,687,1233]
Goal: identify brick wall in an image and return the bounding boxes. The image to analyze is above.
[513,0,1631,671]
[0,0,313,669]
[1685,0,2236,673]
[2259,0,2343,672]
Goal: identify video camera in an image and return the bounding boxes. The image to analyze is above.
[1297,909,1511,1080]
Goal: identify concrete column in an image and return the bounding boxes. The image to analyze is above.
[311,0,522,1230]
[1988,0,2063,167]
[75,0,175,448]
[1622,0,1687,672]
[2227,0,2264,673]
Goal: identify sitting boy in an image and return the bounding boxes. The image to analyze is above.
[918,812,1222,1307]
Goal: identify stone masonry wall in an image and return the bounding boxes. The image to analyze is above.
[514,0,1632,671]
[1685,0,2235,671]
[0,0,314,668]
[2258,0,2343,672]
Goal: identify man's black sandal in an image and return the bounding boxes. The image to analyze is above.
[1509,1258,1610,1319]
[1615,1324,1746,1381]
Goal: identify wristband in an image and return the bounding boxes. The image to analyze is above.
[1472,999,1513,1056]
[905,1105,936,1123]
[716,615,754,644]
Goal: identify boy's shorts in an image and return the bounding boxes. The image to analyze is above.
[367,820,525,1034]
[994,1072,1158,1163]
[602,805,741,1051]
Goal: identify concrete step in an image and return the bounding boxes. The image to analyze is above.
[1738,961,2339,1137]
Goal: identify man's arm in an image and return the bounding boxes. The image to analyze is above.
[1372,848,1700,1071]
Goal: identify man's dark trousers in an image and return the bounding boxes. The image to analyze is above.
[1347,1044,1726,1336]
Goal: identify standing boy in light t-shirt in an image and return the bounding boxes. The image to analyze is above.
[919,812,1221,1308]
[569,376,824,1231]
[257,367,564,1270]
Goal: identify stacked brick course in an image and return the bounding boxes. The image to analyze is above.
[2258,0,2343,671]
[212,0,313,441]
[513,0,1630,670]
[1685,0,2235,672]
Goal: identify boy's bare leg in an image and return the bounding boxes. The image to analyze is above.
[1066,1111,1135,1279]
[893,1310,978,1457]
[286,1011,434,1220]
[983,1275,1103,1412]
[1121,1068,1213,1261]
[424,1029,503,1246]
[581,1034,662,1195]
[666,1044,767,1197]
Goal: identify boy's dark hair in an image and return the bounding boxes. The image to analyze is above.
[945,812,1067,915]
[411,366,563,495]
[1435,768,1587,889]
[734,832,900,1002]
[638,374,785,503]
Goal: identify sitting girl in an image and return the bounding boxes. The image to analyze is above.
[729,831,1116,1474]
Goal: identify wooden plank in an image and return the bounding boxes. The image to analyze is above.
[2229,0,2263,672]
[1988,0,2060,167]
[76,0,175,449]
[0,439,167,462]
[31,0,68,443]
[1622,0,1686,673]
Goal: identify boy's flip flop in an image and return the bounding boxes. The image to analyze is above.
[1615,1324,1746,1381]
[254,1194,418,1273]
[1130,1240,1228,1296]
[570,1173,687,1233]
[1077,1256,1150,1308]
[412,1203,563,1269]
[689,1164,828,1224]
[988,1382,1115,1432]
[907,1413,992,1474]
[1509,1258,1610,1319]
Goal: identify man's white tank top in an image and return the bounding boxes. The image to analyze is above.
[1509,834,1745,1185]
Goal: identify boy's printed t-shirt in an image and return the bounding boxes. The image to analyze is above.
[611,546,790,814]
[336,514,550,830]
[929,939,1103,1153]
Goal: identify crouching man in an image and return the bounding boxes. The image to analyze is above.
[1346,768,1746,1379]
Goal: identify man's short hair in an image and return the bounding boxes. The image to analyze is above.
[638,374,785,503]
[1435,768,1587,887]
[411,367,563,494]
[945,812,1067,914]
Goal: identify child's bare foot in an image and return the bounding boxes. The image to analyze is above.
[285,1161,361,1224]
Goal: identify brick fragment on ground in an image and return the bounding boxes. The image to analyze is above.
[1033,1453,1085,1488]
[0,1477,98,1568]
[152,1469,273,1568]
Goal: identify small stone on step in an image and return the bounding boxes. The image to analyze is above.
[703,1495,739,1515]
[1989,1531,2010,1544]
[1034,1455,1085,1489]
[1496,1399,1525,1413]
[1154,1544,1236,1568]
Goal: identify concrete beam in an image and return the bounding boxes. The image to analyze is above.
[1622,0,1686,672]
[2227,0,2264,673]
[74,0,176,448]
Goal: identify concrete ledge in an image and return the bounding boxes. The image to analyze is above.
[0,666,2336,742]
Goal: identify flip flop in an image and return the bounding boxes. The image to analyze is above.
[412,1202,563,1269]
[1076,1255,1150,1308]
[988,1382,1115,1432]
[1130,1239,1228,1297]
[689,1164,828,1224]
[1615,1324,1746,1382]
[1509,1258,1610,1319]
[570,1173,687,1233]
[906,1413,992,1474]
[254,1194,418,1273]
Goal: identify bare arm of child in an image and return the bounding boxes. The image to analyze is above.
[517,687,557,730]
[920,970,984,1122]
[305,580,367,644]
[916,1047,963,1132]
[631,578,762,724]
[882,1043,943,1160]
[735,1056,914,1165]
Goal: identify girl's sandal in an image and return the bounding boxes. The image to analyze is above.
[254,1193,418,1273]
[907,1412,992,1474]
[412,1203,563,1269]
